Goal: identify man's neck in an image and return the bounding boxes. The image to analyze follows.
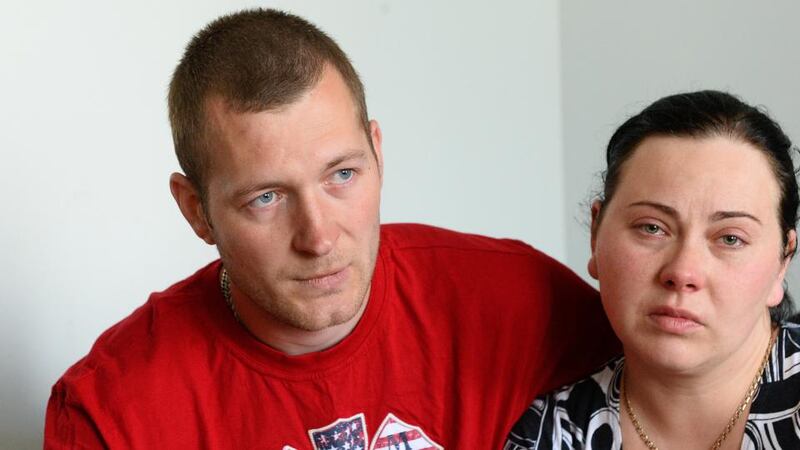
[228,283,370,356]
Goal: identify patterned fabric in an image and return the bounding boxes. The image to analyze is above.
[505,322,800,450]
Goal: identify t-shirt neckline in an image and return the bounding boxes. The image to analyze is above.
[206,248,389,380]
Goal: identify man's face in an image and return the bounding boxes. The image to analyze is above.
[201,66,383,332]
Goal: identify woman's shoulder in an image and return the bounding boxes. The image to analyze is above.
[504,357,624,450]
[741,321,800,448]
[774,320,800,382]
[748,320,800,413]
[780,319,800,339]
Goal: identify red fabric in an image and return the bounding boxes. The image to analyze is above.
[45,224,619,449]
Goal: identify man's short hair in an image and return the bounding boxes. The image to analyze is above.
[168,8,370,195]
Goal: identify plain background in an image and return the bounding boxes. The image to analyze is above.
[2,1,799,448]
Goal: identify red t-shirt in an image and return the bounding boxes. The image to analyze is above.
[45,224,618,449]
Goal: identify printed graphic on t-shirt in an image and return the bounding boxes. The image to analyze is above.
[306,413,442,450]
[369,413,443,450]
[308,413,368,450]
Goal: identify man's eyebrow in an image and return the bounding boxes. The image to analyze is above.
[710,211,762,224]
[628,201,679,218]
[324,149,368,171]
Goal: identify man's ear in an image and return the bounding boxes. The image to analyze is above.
[169,173,215,245]
[587,200,603,280]
[369,119,384,179]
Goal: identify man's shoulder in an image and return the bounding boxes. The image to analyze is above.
[379,223,543,257]
[55,261,222,390]
[377,223,586,296]
[47,260,242,444]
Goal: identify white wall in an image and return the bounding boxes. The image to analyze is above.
[0,1,563,447]
[6,1,800,447]
[561,0,800,298]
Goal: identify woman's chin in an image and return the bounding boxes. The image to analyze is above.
[624,335,712,376]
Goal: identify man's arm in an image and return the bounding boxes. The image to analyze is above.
[537,255,621,392]
[45,381,107,449]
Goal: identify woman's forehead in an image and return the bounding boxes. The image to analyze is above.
[611,135,781,216]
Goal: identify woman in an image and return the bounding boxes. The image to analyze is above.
[506,90,800,449]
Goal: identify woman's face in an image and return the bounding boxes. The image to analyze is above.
[589,135,792,374]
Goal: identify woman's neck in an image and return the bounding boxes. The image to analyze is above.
[621,317,775,450]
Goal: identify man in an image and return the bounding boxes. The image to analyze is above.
[45,9,618,449]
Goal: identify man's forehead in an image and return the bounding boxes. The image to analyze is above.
[201,95,296,162]
[197,67,373,189]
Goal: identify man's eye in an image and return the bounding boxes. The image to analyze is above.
[249,191,277,208]
[331,169,354,184]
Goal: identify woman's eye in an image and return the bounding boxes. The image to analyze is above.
[249,191,277,208]
[331,169,354,184]
[721,235,742,246]
[641,224,662,235]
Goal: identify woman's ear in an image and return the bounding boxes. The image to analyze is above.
[587,200,603,280]
[785,229,797,261]
[769,229,797,307]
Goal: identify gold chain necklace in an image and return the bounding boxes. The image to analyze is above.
[621,327,777,450]
[219,267,242,323]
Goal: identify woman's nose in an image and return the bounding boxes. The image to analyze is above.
[658,241,706,292]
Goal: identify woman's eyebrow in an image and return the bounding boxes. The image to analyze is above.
[710,211,762,224]
[628,201,762,225]
[627,201,678,218]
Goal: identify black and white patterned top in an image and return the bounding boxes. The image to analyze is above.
[505,322,800,450]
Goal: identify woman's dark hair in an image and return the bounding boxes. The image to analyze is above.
[598,90,799,322]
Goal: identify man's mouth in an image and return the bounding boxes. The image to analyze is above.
[296,266,350,290]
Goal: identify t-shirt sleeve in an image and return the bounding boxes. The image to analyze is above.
[532,251,621,393]
[45,380,107,449]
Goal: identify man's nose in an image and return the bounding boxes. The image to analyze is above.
[291,194,338,257]
[658,240,706,292]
